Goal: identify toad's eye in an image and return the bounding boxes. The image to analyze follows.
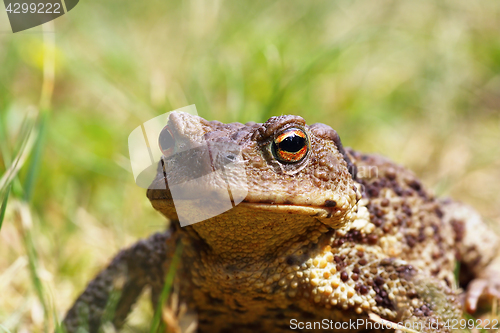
[272,128,309,163]
[158,125,175,156]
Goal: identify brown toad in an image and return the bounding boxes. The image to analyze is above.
[63,113,500,332]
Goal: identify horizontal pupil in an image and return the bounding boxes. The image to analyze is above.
[278,134,305,153]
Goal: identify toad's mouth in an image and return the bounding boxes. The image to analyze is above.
[237,201,342,219]
[147,178,349,227]
[147,187,342,220]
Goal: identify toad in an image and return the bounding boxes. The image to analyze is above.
[63,113,500,332]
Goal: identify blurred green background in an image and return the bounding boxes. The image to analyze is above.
[1,0,500,331]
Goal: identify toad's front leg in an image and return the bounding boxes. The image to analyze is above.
[62,230,176,333]
[440,201,500,313]
[301,249,461,332]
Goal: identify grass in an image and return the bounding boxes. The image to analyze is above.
[0,324,13,333]
[151,243,183,333]
[0,184,11,231]
[1,0,500,332]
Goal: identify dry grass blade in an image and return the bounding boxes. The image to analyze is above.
[0,256,28,292]
[368,313,422,333]
[24,21,55,203]
[17,200,50,332]
[39,22,55,111]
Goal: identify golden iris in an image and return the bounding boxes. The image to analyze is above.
[272,128,308,163]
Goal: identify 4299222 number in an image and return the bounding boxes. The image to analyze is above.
[5,2,61,14]
[444,318,499,330]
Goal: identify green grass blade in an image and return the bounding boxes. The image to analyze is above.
[0,113,36,199]
[100,283,124,327]
[52,303,68,333]
[463,312,488,333]
[0,324,13,333]
[0,184,11,232]
[454,261,460,289]
[23,110,49,203]
[150,242,183,333]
